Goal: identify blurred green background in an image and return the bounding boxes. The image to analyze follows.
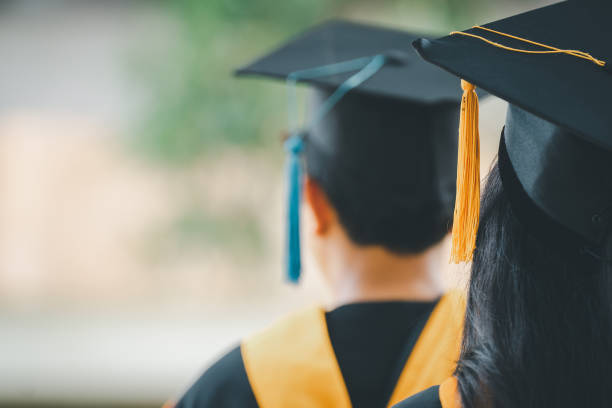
[0,0,552,407]
[135,0,508,163]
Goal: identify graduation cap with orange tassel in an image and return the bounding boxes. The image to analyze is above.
[413,0,612,263]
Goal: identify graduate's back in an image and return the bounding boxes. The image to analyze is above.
[456,164,612,408]
[169,20,473,408]
[398,1,612,407]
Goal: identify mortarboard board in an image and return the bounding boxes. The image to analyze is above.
[237,20,483,283]
[412,0,612,263]
[236,20,464,103]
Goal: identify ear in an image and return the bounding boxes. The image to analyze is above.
[303,176,332,235]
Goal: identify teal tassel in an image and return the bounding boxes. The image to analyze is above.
[283,54,387,284]
[284,134,304,283]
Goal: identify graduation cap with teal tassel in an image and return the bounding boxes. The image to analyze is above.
[236,20,474,283]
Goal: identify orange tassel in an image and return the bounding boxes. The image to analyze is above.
[450,80,480,263]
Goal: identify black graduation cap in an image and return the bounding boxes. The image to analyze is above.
[236,20,464,102]
[236,20,475,283]
[412,0,612,263]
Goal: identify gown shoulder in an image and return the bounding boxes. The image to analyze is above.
[174,345,258,408]
[392,385,442,408]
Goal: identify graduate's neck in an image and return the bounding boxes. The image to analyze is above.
[322,230,446,308]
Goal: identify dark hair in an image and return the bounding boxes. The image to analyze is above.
[456,163,612,408]
[304,160,453,254]
[303,88,458,254]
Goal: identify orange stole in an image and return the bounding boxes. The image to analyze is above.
[241,291,465,408]
[439,377,462,408]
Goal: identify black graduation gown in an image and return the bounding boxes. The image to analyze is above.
[392,386,442,408]
[174,301,438,408]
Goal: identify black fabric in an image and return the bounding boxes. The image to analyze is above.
[413,1,612,151]
[236,20,462,103]
[305,88,457,252]
[392,385,442,408]
[413,1,612,257]
[326,300,438,408]
[176,301,438,408]
[305,89,458,205]
[175,346,258,408]
[383,301,439,403]
[236,20,488,253]
[502,105,612,249]
[498,128,603,268]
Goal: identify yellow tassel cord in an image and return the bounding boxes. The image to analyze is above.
[447,26,607,263]
[450,80,480,264]
[450,26,606,68]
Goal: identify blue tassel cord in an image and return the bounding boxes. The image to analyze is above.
[283,54,387,283]
[284,134,304,283]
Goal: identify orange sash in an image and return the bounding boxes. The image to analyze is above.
[439,377,462,408]
[242,291,465,408]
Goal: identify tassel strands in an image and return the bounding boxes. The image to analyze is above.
[284,134,305,283]
[450,80,480,263]
[283,54,388,284]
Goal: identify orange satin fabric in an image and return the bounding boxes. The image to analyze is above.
[242,306,352,408]
[439,377,462,408]
[242,291,465,408]
[387,291,465,406]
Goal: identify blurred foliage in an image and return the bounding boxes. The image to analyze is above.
[128,0,534,258]
[133,0,539,164]
[133,0,354,164]
[167,206,263,254]
[144,203,264,267]
[134,0,466,164]
[135,0,548,164]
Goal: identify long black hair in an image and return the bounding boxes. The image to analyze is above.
[455,163,612,408]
